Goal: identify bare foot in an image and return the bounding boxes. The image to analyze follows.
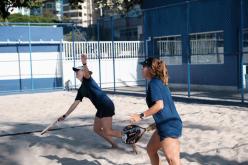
[111,144,119,149]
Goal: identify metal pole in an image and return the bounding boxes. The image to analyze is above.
[72,24,77,89]
[97,19,102,88]
[240,0,244,103]
[17,40,22,91]
[28,22,34,90]
[143,13,148,91]
[111,17,116,92]
[186,1,191,97]
[145,37,151,91]
[60,39,64,89]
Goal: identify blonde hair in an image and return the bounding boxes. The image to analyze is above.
[149,58,169,85]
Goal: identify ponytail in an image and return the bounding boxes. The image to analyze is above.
[150,58,169,85]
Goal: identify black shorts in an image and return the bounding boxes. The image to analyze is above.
[95,100,115,118]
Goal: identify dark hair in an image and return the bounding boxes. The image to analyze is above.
[149,58,169,85]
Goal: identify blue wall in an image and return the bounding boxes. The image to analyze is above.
[0,26,64,92]
[0,26,63,41]
[0,78,63,92]
[142,0,186,9]
[143,0,247,87]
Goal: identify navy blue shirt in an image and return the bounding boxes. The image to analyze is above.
[146,77,182,139]
[75,77,113,111]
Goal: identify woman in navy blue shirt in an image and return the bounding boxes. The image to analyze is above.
[130,57,182,165]
[58,54,121,148]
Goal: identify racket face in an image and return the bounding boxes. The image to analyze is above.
[121,125,145,144]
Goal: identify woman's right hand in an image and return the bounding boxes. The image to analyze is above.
[81,54,87,64]
[58,114,67,121]
[130,114,142,123]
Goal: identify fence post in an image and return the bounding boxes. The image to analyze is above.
[240,0,244,103]
[143,13,148,91]
[97,19,102,88]
[111,17,116,92]
[60,39,64,89]
[72,24,77,89]
[28,22,34,91]
[17,40,22,91]
[186,1,191,97]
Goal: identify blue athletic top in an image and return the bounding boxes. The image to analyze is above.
[146,77,182,139]
[75,77,113,111]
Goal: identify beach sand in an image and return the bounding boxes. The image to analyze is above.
[0,91,247,165]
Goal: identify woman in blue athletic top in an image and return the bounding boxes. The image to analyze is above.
[58,54,121,148]
[130,57,182,165]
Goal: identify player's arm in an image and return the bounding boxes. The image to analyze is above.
[130,100,163,123]
[143,100,164,117]
[131,80,165,123]
[58,100,80,121]
[81,54,91,79]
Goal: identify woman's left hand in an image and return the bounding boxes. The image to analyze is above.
[130,114,141,123]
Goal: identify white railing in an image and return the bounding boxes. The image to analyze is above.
[62,41,144,60]
[157,40,182,65]
[190,39,224,64]
[190,39,221,55]
[157,40,182,56]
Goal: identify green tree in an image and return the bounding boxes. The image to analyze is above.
[0,0,43,20]
[69,0,143,15]
[0,13,57,23]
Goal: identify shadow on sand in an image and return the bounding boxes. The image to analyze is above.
[43,155,101,165]
[0,118,247,165]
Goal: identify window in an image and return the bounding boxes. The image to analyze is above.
[70,12,82,17]
[156,36,182,65]
[46,3,54,9]
[244,29,248,64]
[63,6,70,11]
[190,31,224,64]
[120,28,138,41]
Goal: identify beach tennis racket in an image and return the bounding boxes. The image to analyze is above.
[41,120,59,135]
[121,123,156,144]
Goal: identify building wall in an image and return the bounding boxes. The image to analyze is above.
[0,26,63,92]
[143,0,247,88]
[30,0,63,20]
[0,26,63,41]
[10,7,30,16]
[63,0,99,27]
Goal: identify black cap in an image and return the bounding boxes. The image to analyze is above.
[139,57,154,67]
[72,66,93,75]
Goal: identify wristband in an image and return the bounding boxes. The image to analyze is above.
[139,113,144,119]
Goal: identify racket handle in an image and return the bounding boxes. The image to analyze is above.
[146,123,156,131]
[132,144,138,154]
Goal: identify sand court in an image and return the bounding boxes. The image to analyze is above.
[0,91,248,165]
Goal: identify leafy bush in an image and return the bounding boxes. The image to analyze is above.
[0,14,58,23]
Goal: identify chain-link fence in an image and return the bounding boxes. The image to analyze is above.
[0,22,66,92]
[241,0,248,102]
[143,0,248,103]
[0,0,247,103]
[0,15,145,94]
